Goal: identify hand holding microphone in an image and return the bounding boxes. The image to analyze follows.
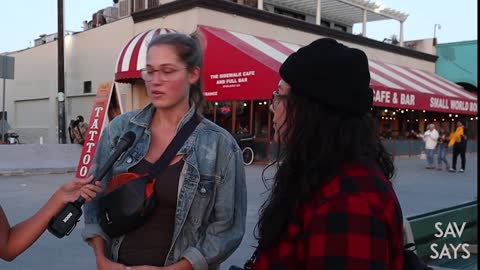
[48,131,136,238]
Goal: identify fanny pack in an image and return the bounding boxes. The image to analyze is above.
[99,115,200,238]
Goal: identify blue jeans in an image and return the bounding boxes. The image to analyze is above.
[437,146,449,168]
[426,149,435,166]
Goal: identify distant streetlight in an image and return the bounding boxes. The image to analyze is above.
[433,24,441,45]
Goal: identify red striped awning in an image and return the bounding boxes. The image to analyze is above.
[199,25,477,115]
[115,28,176,83]
[114,25,477,115]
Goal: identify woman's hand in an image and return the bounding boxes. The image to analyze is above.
[53,176,102,205]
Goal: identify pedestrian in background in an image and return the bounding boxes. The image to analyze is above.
[436,127,449,170]
[422,124,439,169]
[449,120,468,172]
[70,115,88,145]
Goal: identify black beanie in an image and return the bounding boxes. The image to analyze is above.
[279,38,373,115]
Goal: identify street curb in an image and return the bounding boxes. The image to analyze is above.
[0,167,77,176]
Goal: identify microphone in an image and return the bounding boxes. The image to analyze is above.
[48,131,136,238]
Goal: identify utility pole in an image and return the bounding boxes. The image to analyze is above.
[57,0,66,143]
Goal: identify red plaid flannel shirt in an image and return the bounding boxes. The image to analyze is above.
[252,163,404,270]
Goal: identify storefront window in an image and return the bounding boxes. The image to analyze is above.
[253,100,269,139]
[215,101,232,132]
[235,101,251,134]
[203,102,215,122]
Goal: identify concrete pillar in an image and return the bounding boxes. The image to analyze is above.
[257,0,263,10]
[316,0,321,25]
[362,9,367,36]
[399,21,404,47]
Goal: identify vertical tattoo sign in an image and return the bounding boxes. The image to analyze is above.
[75,82,118,178]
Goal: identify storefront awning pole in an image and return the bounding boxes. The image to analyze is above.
[316,0,322,25]
[362,9,367,36]
[399,21,404,47]
[2,78,5,141]
[257,0,264,10]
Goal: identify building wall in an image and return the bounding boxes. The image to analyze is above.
[403,38,436,55]
[194,8,434,71]
[3,6,436,144]
[134,7,434,72]
[5,17,134,144]
[6,41,59,143]
[65,17,134,97]
[436,40,477,87]
[134,8,199,34]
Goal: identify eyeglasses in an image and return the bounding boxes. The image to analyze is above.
[271,90,288,111]
[140,66,187,82]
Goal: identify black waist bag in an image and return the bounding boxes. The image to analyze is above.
[97,115,200,238]
[99,174,156,238]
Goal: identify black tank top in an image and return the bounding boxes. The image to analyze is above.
[118,158,183,266]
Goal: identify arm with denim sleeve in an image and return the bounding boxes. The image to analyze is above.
[182,146,247,270]
[305,194,389,270]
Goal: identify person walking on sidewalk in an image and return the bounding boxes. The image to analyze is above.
[449,120,468,172]
[70,115,88,145]
[422,123,439,169]
[437,127,449,170]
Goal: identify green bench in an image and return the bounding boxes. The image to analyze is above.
[404,200,477,270]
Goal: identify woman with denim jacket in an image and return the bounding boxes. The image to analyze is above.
[82,32,247,270]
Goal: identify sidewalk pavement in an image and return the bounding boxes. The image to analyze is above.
[0,144,477,178]
[0,144,82,176]
[0,145,476,270]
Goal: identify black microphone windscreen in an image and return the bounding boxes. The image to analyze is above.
[120,131,136,146]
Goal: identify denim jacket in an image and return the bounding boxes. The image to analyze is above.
[82,104,247,270]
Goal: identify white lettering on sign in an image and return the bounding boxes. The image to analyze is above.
[430,222,471,260]
[91,118,99,129]
[63,212,73,223]
[450,100,469,111]
[94,107,104,117]
[78,104,104,177]
[374,90,391,103]
[400,93,415,105]
[204,91,218,97]
[430,97,449,109]
[210,70,255,88]
[85,142,95,153]
[469,102,477,112]
[434,222,466,238]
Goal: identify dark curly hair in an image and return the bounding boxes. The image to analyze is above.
[255,89,395,251]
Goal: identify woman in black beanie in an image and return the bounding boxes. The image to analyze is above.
[246,38,404,270]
